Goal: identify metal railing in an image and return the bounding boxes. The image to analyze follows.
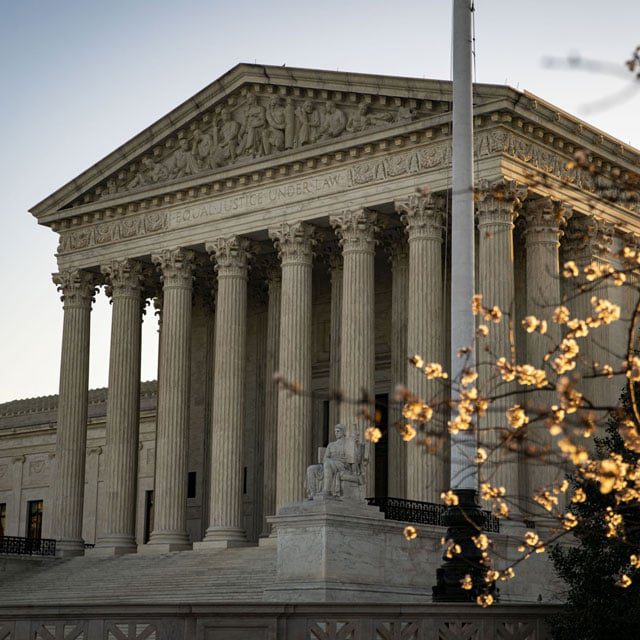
[367,497,500,533]
[0,535,56,557]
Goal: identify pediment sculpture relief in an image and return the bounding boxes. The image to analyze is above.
[84,88,422,205]
[305,423,370,502]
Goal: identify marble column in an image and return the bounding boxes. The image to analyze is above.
[386,229,409,498]
[330,209,378,494]
[396,194,444,503]
[260,258,281,536]
[197,237,251,548]
[564,215,616,413]
[476,180,527,497]
[269,222,315,509]
[523,198,571,497]
[328,251,343,435]
[51,269,97,556]
[144,248,195,552]
[93,259,145,555]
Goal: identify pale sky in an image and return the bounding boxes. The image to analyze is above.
[1,0,639,403]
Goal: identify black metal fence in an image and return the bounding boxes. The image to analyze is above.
[367,497,500,533]
[0,536,56,557]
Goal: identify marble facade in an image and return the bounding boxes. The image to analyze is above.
[1,64,640,564]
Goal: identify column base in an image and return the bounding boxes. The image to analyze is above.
[138,531,192,554]
[193,527,249,550]
[88,536,137,557]
[55,538,85,557]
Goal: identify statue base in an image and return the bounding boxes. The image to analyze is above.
[263,496,436,603]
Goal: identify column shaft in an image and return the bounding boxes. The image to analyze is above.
[476,181,526,497]
[198,237,250,548]
[330,210,378,494]
[94,259,144,554]
[270,222,315,509]
[261,267,281,535]
[388,232,409,498]
[523,199,571,501]
[144,248,195,552]
[328,254,343,435]
[51,270,96,556]
[396,194,445,503]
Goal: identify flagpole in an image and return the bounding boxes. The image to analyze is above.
[433,0,488,602]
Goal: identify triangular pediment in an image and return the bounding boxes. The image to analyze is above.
[31,64,519,223]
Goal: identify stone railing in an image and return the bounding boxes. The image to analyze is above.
[367,496,501,533]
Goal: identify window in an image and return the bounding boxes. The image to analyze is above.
[0,503,6,537]
[26,500,43,539]
[187,472,197,499]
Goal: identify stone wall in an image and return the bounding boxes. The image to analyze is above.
[0,603,559,639]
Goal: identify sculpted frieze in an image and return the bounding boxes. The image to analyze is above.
[78,89,422,206]
[57,129,639,255]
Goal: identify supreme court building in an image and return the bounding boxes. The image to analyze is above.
[0,64,638,636]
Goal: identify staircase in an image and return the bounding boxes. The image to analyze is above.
[0,545,276,605]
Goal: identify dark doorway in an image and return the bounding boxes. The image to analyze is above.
[374,394,389,498]
[0,503,6,537]
[26,500,43,539]
[144,490,154,543]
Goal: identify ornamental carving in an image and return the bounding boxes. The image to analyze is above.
[269,222,316,263]
[395,193,445,241]
[79,89,421,206]
[521,197,572,245]
[475,178,528,227]
[330,209,379,252]
[101,259,146,296]
[564,214,615,263]
[151,248,196,286]
[308,621,356,640]
[52,270,98,307]
[206,236,252,274]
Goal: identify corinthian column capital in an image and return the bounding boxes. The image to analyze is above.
[395,193,444,241]
[475,179,527,228]
[101,259,147,298]
[206,237,252,276]
[522,197,572,247]
[52,269,98,308]
[151,248,196,287]
[564,214,615,263]
[330,208,379,252]
[268,222,316,264]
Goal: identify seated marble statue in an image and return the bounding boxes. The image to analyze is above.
[305,423,366,500]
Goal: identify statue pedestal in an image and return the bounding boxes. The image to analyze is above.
[263,496,437,602]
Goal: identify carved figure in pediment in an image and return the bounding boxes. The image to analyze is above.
[100,178,118,199]
[238,92,267,157]
[295,100,321,147]
[318,100,346,140]
[284,98,296,149]
[346,103,393,133]
[396,105,416,123]
[214,108,240,165]
[128,156,170,190]
[193,125,218,170]
[167,137,200,178]
[263,96,286,155]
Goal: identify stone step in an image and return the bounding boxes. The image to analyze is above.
[0,546,277,605]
